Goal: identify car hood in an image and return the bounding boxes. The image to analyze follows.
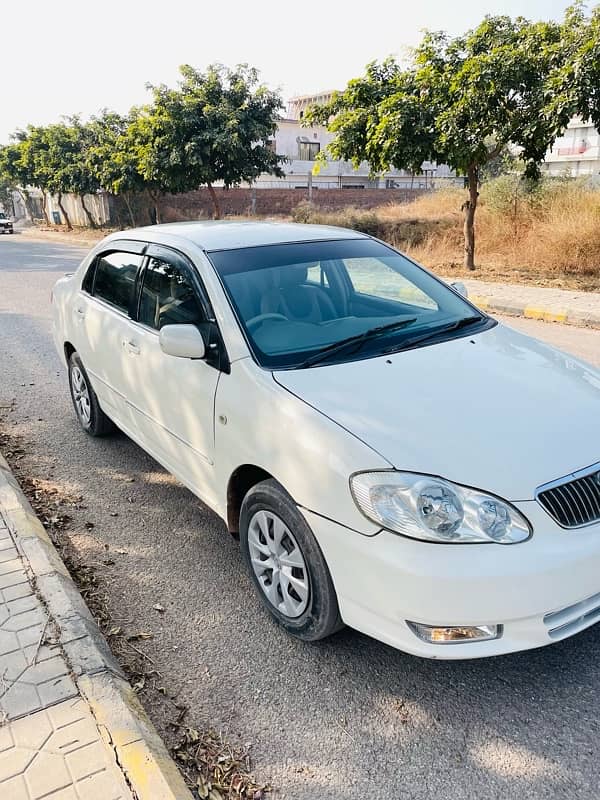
[273,323,600,501]
[0,218,12,224]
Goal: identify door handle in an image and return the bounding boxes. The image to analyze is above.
[124,340,140,355]
[74,307,85,320]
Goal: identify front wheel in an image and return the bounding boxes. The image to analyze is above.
[68,352,115,436]
[240,479,343,641]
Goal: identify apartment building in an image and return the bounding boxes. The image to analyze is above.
[543,117,600,180]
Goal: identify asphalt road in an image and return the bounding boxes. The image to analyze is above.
[2,234,600,799]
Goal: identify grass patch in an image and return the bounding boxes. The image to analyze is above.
[292,182,600,291]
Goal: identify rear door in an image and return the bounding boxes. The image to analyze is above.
[122,244,222,505]
[75,241,146,431]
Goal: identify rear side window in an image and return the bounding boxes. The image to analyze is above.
[139,256,204,330]
[92,252,143,314]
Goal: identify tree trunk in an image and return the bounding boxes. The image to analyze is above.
[79,194,96,228]
[57,192,72,231]
[147,190,161,224]
[462,165,478,271]
[123,193,136,227]
[16,189,33,222]
[39,191,50,225]
[207,183,221,220]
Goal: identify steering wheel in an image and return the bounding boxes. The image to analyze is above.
[247,313,288,332]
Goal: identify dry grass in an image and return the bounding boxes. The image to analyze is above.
[293,183,600,291]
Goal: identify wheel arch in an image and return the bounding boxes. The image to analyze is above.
[64,341,76,363]
[226,464,275,537]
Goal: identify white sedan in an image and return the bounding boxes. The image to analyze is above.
[52,222,600,659]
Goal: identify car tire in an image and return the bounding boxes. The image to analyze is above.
[68,352,115,436]
[240,479,344,641]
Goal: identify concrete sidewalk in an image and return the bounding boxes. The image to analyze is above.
[462,278,600,328]
[0,454,192,800]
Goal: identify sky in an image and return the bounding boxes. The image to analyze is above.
[1,0,575,144]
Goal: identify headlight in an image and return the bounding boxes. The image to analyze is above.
[350,472,531,544]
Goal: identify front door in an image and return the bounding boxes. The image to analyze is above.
[121,244,220,507]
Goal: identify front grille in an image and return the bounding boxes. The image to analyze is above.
[538,466,600,528]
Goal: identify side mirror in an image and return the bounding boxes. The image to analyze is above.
[159,324,206,359]
[451,281,468,299]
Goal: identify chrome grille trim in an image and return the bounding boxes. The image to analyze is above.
[544,592,600,640]
[536,461,600,529]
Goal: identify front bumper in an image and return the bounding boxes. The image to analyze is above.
[302,502,600,659]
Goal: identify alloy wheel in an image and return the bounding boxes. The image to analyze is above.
[70,366,91,425]
[247,509,310,618]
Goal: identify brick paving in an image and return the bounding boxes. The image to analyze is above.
[0,513,134,800]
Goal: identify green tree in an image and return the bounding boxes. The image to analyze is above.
[0,139,39,222]
[23,124,80,230]
[306,15,571,270]
[551,4,600,131]
[85,111,145,226]
[132,63,285,220]
[63,116,102,228]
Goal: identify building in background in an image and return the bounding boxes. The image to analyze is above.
[249,91,460,190]
[543,117,600,180]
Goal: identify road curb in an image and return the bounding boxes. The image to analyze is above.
[469,294,600,328]
[0,452,193,800]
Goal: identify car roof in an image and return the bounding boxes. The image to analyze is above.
[117,221,367,251]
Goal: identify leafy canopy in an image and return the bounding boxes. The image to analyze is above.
[305,11,591,180]
[131,63,286,194]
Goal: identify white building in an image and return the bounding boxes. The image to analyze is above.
[250,92,459,190]
[543,117,600,180]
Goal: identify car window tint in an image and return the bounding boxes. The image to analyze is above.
[306,264,329,287]
[93,252,143,314]
[139,256,204,330]
[345,257,438,310]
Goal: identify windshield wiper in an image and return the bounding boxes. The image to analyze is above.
[382,314,484,355]
[297,318,418,369]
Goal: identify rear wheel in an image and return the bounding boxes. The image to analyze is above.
[68,352,114,436]
[240,479,343,641]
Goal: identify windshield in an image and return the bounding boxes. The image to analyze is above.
[209,238,489,369]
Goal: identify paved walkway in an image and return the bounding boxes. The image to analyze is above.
[0,512,133,800]
[0,454,192,800]
[462,278,600,327]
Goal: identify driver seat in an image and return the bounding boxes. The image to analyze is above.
[260,265,335,323]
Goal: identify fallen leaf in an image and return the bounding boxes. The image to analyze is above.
[153,603,165,613]
[127,631,153,641]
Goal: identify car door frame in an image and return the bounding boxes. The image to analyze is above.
[120,241,230,505]
[75,239,148,426]
[133,242,230,374]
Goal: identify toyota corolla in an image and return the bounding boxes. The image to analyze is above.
[52,222,600,658]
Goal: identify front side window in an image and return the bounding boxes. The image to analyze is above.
[345,258,436,310]
[92,251,143,314]
[138,256,204,330]
[209,238,491,370]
